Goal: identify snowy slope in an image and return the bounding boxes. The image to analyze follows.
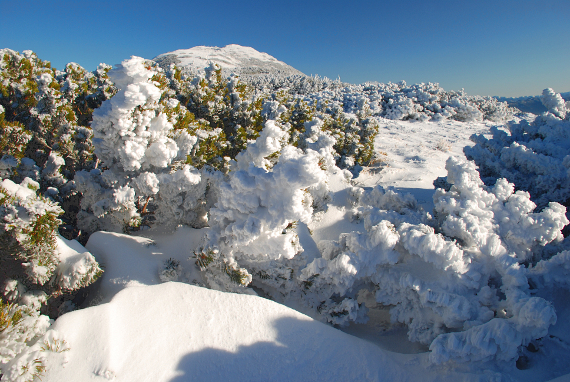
[153,44,305,77]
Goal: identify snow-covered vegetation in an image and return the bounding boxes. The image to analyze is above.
[1,46,570,381]
[466,88,570,220]
[0,177,102,380]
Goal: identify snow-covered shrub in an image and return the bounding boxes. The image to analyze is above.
[0,108,31,161]
[76,56,215,234]
[427,157,566,362]
[197,119,336,293]
[0,49,119,245]
[293,156,567,363]
[271,94,379,168]
[74,169,140,234]
[465,88,570,216]
[0,177,102,381]
[248,77,513,124]
[164,63,379,169]
[0,299,51,382]
[0,49,115,177]
[163,63,270,170]
[0,177,102,294]
[1,178,64,286]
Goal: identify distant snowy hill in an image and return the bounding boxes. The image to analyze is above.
[154,44,305,78]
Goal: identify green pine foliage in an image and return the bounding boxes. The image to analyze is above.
[160,62,379,170]
[168,64,266,167]
[325,109,379,167]
[0,49,116,178]
[0,112,31,160]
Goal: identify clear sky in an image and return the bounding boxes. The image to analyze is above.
[2,0,569,97]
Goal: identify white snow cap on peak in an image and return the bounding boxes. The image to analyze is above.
[153,44,305,77]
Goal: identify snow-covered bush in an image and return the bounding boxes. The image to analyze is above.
[76,56,217,234]
[0,177,102,381]
[289,156,566,363]
[465,88,570,216]
[163,63,380,169]
[0,49,119,244]
[0,108,31,161]
[427,157,566,362]
[196,119,338,293]
[0,299,51,382]
[0,49,115,177]
[0,177,102,295]
[245,76,514,124]
[174,63,265,163]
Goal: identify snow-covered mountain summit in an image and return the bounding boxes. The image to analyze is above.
[153,44,305,77]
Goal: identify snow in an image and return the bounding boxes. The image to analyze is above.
[40,224,570,381]
[35,231,501,382]
[153,44,305,77]
[6,113,570,382]
[4,50,570,381]
[45,282,409,382]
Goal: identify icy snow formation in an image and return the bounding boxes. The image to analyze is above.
[293,156,567,363]
[200,119,335,292]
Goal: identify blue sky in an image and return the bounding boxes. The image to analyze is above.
[2,0,569,97]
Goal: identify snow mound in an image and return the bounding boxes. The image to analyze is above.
[42,282,413,382]
[154,44,305,77]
